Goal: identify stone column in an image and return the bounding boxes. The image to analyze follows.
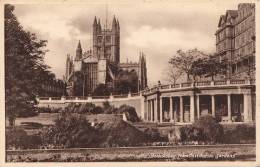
[190,95,195,123]
[169,97,173,122]
[196,95,200,119]
[150,100,154,122]
[180,96,184,122]
[146,100,149,121]
[211,95,215,117]
[243,93,253,122]
[160,97,163,123]
[154,99,158,122]
[227,94,232,122]
[140,95,145,121]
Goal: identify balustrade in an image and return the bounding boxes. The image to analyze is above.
[214,80,226,85]
[181,82,191,87]
[196,81,211,86]
[230,79,245,84]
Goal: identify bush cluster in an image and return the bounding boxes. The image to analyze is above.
[6,127,42,149]
[39,112,147,148]
[222,124,255,144]
[37,107,62,113]
[144,128,167,142]
[169,115,223,144]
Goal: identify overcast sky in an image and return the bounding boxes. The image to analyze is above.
[13,1,239,86]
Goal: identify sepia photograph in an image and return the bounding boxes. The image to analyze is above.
[2,0,258,165]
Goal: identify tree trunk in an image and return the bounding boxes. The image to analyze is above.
[8,115,15,127]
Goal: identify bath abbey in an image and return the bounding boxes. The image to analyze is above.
[65,16,147,96]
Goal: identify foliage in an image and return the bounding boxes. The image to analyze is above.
[16,102,39,117]
[92,106,103,114]
[222,124,255,144]
[93,84,112,96]
[102,101,117,114]
[169,49,207,81]
[114,70,138,94]
[191,55,227,80]
[37,107,63,113]
[95,119,149,147]
[179,126,204,143]
[144,128,165,142]
[72,71,84,96]
[65,103,96,114]
[117,104,140,122]
[193,115,224,143]
[40,112,95,148]
[5,4,59,126]
[6,127,42,149]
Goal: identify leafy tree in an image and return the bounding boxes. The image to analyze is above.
[93,84,112,96]
[169,49,207,81]
[114,70,138,94]
[72,71,84,96]
[202,55,227,80]
[5,4,50,126]
[191,55,227,81]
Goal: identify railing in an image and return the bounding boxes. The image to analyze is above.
[66,96,76,100]
[51,97,61,100]
[181,82,192,87]
[114,94,128,98]
[77,96,89,100]
[38,79,255,102]
[92,96,109,99]
[230,79,245,85]
[196,81,211,86]
[131,92,140,96]
[250,79,255,84]
[142,79,255,94]
[38,97,49,100]
[160,85,170,89]
[171,84,180,88]
[214,80,227,85]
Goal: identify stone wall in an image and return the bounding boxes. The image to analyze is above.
[37,95,143,118]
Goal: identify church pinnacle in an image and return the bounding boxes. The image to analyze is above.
[75,40,82,61]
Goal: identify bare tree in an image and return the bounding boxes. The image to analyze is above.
[163,64,183,85]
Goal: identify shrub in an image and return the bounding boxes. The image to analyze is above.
[37,107,62,113]
[179,126,204,143]
[18,104,38,117]
[102,101,117,114]
[40,112,95,148]
[144,127,164,142]
[6,127,28,149]
[92,106,103,114]
[168,127,182,143]
[193,115,223,143]
[117,105,140,122]
[6,127,42,149]
[222,124,255,144]
[95,119,149,147]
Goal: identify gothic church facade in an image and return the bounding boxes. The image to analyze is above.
[65,16,147,96]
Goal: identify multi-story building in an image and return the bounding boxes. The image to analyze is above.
[215,3,255,79]
[65,16,147,96]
